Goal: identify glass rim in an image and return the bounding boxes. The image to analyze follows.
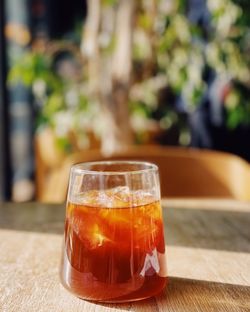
[71,160,159,176]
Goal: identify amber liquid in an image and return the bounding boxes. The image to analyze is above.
[60,191,167,302]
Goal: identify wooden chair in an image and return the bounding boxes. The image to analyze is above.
[36,145,250,203]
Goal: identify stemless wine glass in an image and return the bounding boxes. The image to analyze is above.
[60,161,167,303]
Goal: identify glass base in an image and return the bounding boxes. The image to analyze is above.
[61,275,167,303]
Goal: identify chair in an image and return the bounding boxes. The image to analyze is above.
[37,145,250,203]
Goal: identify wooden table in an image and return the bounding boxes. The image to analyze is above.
[0,199,250,312]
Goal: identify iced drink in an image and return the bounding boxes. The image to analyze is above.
[60,188,167,302]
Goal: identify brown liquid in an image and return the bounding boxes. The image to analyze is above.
[60,192,167,302]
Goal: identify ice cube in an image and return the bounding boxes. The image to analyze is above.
[97,191,114,208]
[84,223,112,249]
[112,186,130,195]
[91,224,109,247]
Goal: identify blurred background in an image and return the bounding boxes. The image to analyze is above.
[0,0,250,202]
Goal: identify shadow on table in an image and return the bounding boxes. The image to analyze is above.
[0,203,250,253]
[96,277,250,311]
[94,277,250,312]
[156,277,250,312]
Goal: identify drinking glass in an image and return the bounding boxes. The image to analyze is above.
[60,161,167,302]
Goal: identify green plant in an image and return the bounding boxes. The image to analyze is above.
[8,44,99,151]
[206,0,250,129]
[130,0,250,142]
[9,0,250,152]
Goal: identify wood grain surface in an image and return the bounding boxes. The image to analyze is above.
[0,200,250,312]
